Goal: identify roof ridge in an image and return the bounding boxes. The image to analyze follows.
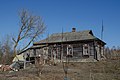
[51,30,92,36]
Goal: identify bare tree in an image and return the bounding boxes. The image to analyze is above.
[12,9,46,56]
[0,35,14,64]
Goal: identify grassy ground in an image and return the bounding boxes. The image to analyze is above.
[0,59,120,80]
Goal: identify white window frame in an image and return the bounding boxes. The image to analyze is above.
[67,45,73,56]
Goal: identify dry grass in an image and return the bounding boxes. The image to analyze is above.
[0,59,120,80]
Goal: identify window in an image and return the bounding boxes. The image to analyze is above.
[67,45,73,57]
[83,44,89,56]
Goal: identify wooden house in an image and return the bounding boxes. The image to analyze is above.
[15,28,106,63]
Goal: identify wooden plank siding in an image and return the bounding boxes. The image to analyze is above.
[18,40,104,63]
[46,41,101,62]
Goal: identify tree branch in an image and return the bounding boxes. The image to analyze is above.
[13,9,46,55]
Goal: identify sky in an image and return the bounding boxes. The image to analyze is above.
[0,0,120,48]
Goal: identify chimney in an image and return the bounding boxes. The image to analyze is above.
[72,28,76,32]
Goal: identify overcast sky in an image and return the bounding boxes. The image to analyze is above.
[0,0,120,48]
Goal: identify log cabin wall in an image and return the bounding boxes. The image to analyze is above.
[20,40,105,62]
[47,41,98,62]
[93,40,105,61]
